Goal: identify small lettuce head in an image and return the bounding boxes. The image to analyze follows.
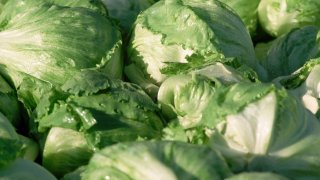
[208,83,320,179]
[258,0,320,37]
[0,0,123,113]
[126,0,265,97]
[0,0,122,84]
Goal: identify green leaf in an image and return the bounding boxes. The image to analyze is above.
[0,159,57,180]
[274,58,320,89]
[0,138,23,168]
[161,53,230,75]
[126,0,265,97]
[226,172,289,180]
[219,0,261,36]
[202,82,275,128]
[42,127,93,178]
[82,141,232,180]
[0,74,21,127]
[61,166,86,180]
[0,0,122,92]
[258,0,320,37]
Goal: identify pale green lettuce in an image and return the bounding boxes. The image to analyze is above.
[258,0,320,37]
[82,141,232,180]
[0,0,123,113]
[208,83,320,179]
[48,0,107,15]
[126,0,266,97]
[32,70,164,177]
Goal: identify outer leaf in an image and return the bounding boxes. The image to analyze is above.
[188,63,249,84]
[82,141,232,180]
[18,135,39,161]
[219,0,261,36]
[0,74,20,127]
[102,0,158,35]
[42,127,93,178]
[0,159,57,180]
[0,113,22,168]
[202,82,274,128]
[0,0,122,89]
[261,26,320,80]
[0,138,23,168]
[226,172,289,180]
[0,112,18,139]
[61,166,86,180]
[0,0,8,14]
[48,0,107,15]
[34,71,164,177]
[1,0,107,19]
[126,0,265,97]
